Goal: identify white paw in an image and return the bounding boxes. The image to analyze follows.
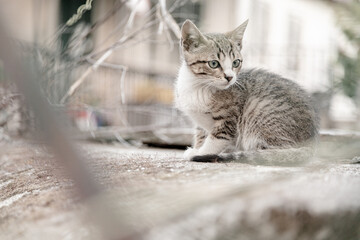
[183,147,198,160]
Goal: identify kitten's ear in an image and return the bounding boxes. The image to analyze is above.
[181,19,208,52]
[226,19,249,48]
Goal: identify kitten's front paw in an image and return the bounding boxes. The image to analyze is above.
[183,147,198,160]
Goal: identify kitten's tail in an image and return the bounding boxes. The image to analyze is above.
[191,147,314,166]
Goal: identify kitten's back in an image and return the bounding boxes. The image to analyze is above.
[237,69,318,150]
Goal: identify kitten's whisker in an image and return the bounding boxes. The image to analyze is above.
[234,81,245,90]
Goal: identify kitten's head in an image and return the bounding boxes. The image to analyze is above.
[180,19,248,89]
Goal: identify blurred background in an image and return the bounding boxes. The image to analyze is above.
[0,0,359,144]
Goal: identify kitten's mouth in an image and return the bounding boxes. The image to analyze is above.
[210,78,235,90]
[222,80,236,89]
[225,83,234,89]
[217,82,233,90]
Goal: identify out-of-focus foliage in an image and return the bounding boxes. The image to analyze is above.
[338,52,360,98]
[335,0,360,102]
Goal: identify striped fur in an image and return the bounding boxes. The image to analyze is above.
[175,20,319,165]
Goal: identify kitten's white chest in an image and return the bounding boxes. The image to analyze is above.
[175,63,212,111]
[175,63,215,131]
[175,87,212,112]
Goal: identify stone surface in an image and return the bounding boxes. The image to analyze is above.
[0,140,359,240]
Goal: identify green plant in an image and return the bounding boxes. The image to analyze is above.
[335,0,360,104]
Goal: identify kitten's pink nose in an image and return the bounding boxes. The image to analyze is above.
[225,75,233,82]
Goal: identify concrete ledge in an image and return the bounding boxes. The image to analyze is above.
[0,140,359,239]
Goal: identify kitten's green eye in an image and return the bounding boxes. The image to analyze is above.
[232,59,242,68]
[208,60,220,69]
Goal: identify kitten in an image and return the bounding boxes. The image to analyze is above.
[175,19,318,166]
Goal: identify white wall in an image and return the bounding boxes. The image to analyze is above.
[235,0,337,92]
[0,0,60,46]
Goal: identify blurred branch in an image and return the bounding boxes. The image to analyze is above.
[19,0,188,105]
[158,0,181,40]
[85,0,127,38]
[59,26,140,104]
[0,15,100,204]
[157,0,181,51]
[86,57,128,70]
[48,0,126,56]
[66,0,93,27]
[123,0,142,35]
[60,0,182,104]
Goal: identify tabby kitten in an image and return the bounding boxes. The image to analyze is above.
[175,19,318,165]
